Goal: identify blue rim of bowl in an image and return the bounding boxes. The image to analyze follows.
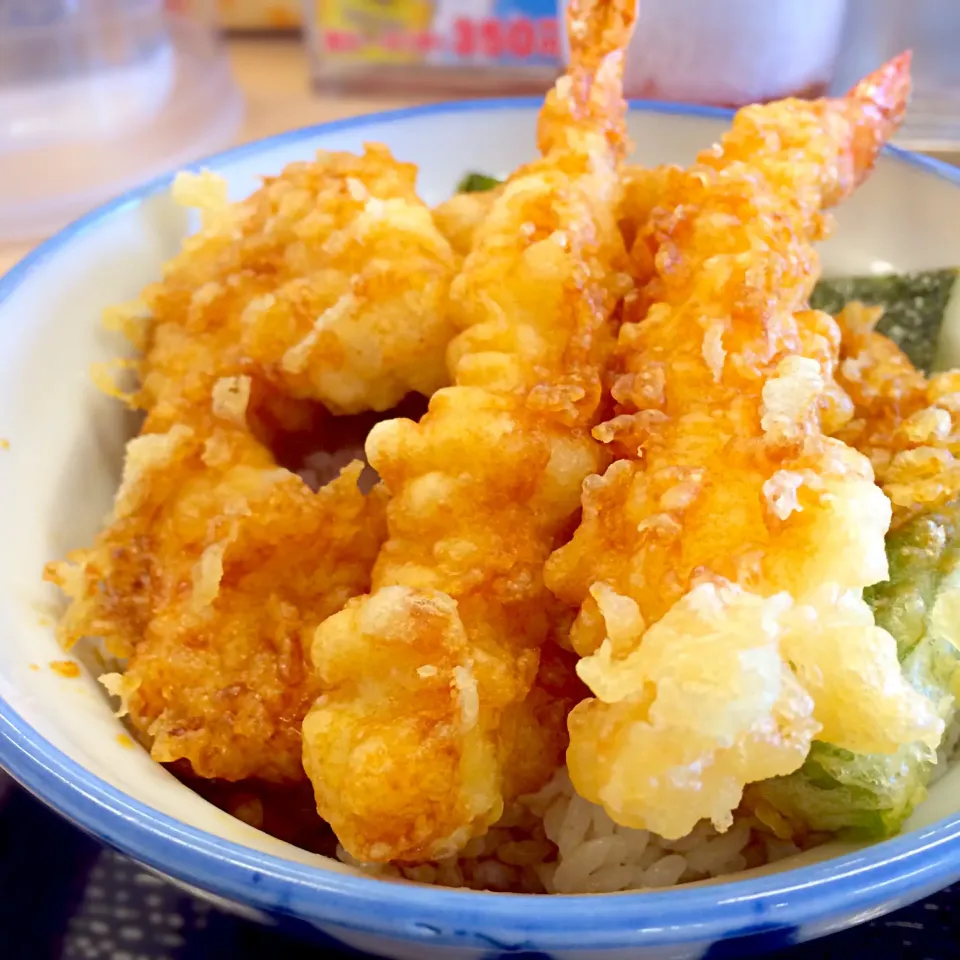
[3,98,960,953]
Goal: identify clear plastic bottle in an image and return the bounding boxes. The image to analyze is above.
[0,0,242,241]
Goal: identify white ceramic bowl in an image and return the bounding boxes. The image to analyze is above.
[2,102,960,960]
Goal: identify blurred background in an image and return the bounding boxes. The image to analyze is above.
[0,0,958,252]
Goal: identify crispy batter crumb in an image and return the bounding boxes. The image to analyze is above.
[116,733,135,749]
[211,375,252,426]
[50,660,81,678]
[99,672,141,719]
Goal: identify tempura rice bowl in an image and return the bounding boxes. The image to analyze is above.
[3,102,960,959]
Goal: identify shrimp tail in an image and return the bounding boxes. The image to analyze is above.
[565,0,638,70]
[845,50,912,189]
[539,0,638,159]
[847,50,912,125]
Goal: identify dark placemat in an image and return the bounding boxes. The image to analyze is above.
[0,775,952,960]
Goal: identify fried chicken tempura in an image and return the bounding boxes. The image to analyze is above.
[834,302,960,522]
[49,432,385,782]
[228,144,459,415]
[46,169,391,783]
[302,0,637,863]
[545,55,944,840]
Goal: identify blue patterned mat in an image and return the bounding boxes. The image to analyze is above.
[0,776,952,960]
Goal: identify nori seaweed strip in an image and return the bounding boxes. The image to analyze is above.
[455,173,503,194]
[811,269,960,374]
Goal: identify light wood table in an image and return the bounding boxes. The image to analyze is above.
[225,36,439,144]
[3,38,956,276]
[0,37,433,275]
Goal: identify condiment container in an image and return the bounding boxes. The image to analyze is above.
[302,0,561,94]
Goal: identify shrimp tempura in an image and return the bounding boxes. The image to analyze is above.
[302,0,637,863]
[545,56,944,840]
[238,145,459,415]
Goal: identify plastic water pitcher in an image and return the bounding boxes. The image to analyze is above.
[0,0,242,240]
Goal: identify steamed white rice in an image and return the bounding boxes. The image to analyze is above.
[337,768,800,894]
[339,707,960,894]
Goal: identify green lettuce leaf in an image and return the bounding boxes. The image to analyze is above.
[757,501,960,839]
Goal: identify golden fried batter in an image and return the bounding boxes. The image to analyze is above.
[46,0,950,874]
[239,145,460,414]
[432,187,503,257]
[834,302,960,522]
[432,167,665,267]
[46,162,398,782]
[545,55,942,840]
[50,431,385,782]
[302,0,637,863]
